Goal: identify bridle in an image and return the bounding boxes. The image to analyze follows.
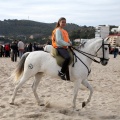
[95,39,110,62]
[70,39,110,75]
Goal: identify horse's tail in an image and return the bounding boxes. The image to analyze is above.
[12,52,30,81]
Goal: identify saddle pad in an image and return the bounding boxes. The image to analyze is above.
[51,47,74,67]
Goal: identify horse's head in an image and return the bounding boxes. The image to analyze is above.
[95,37,110,66]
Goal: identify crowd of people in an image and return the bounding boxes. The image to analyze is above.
[0,39,50,62]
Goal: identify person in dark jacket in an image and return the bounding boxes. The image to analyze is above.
[113,47,119,58]
[0,44,4,57]
[28,42,33,52]
[10,40,18,62]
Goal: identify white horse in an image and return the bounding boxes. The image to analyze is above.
[10,38,110,110]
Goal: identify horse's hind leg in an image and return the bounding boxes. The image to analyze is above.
[32,73,43,105]
[10,75,30,104]
[81,79,93,107]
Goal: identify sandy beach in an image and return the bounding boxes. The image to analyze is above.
[0,54,120,120]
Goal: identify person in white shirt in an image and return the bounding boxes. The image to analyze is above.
[18,40,25,58]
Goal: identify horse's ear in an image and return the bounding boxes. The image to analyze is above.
[104,37,110,41]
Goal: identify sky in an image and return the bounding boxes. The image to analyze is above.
[0,0,120,26]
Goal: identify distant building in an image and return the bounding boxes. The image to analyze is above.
[29,34,42,39]
[0,35,5,44]
[108,26,120,47]
[111,26,120,33]
[29,35,34,39]
[0,35,5,38]
[108,34,120,47]
[95,25,109,39]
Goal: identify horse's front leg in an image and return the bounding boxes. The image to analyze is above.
[73,79,81,110]
[81,79,93,107]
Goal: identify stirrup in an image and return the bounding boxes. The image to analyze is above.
[58,71,66,80]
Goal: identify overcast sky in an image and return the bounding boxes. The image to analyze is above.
[0,0,120,26]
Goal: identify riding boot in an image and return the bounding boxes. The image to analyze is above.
[58,71,66,80]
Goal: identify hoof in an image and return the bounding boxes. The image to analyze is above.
[10,102,14,105]
[38,101,45,106]
[76,109,80,111]
[82,102,86,108]
[39,103,45,106]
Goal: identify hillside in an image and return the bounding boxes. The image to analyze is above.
[0,19,80,37]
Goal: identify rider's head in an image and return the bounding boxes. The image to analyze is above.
[56,17,66,28]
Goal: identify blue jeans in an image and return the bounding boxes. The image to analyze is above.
[114,52,118,58]
[57,48,71,73]
[19,51,24,58]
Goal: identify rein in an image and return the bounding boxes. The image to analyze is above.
[71,46,101,63]
[69,47,91,76]
[69,39,109,76]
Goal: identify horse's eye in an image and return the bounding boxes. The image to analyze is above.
[105,48,107,50]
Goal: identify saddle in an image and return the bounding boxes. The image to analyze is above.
[51,47,74,80]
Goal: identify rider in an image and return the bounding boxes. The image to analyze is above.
[52,17,72,80]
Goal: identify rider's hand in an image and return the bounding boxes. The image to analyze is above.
[68,41,72,46]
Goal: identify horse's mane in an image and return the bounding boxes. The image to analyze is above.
[79,38,103,51]
[83,38,103,46]
[85,38,102,44]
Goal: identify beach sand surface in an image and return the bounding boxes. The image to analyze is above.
[0,55,120,120]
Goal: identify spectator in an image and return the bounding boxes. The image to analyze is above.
[18,40,25,58]
[33,42,37,51]
[11,40,18,62]
[4,43,10,57]
[37,44,44,51]
[0,44,4,57]
[113,47,119,58]
[28,42,33,52]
